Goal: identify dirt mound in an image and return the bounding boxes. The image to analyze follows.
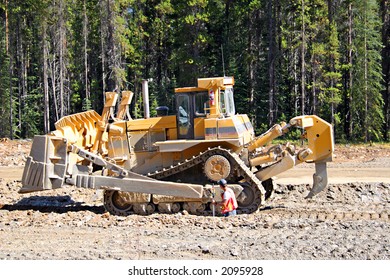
[0,139,31,166]
[333,143,390,162]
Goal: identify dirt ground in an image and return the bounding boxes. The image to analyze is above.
[0,139,389,260]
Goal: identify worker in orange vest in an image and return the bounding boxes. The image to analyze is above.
[212,179,238,217]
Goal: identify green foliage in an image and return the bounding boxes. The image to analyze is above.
[0,0,388,142]
[350,0,384,141]
[22,88,44,138]
[82,98,92,111]
[0,43,11,137]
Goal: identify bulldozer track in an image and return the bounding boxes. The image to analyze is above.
[3,200,389,222]
[258,207,390,223]
[147,146,266,215]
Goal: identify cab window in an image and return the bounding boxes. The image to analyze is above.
[194,91,209,116]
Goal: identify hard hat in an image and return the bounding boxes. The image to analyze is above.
[218,179,227,186]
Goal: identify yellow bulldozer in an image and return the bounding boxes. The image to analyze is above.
[20,77,334,215]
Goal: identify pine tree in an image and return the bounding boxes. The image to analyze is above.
[322,21,342,129]
[352,0,384,141]
[0,0,388,143]
[0,7,12,137]
[381,0,390,140]
[171,0,211,85]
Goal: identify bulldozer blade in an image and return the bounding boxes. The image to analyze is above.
[306,161,328,199]
[71,174,204,199]
[20,135,67,193]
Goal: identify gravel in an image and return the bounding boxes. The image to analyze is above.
[0,178,389,260]
[0,140,389,260]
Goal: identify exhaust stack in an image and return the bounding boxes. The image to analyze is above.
[142,79,150,119]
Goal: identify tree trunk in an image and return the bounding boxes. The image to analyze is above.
[267,0,276,126]
[59,0,65,117]
[83,0,89,101]
[347,2,353,139]
[300,0,306,116]
[381,0,390,141]
[311,50,317,115]
[293,23,299,116]
[106,0,117,91]
[5,0,8,54]
[6,0,13,139]
[328,2,335,128]
[50,57,59,121]
[43,23,50,133]
[17,18,24,137]
[364,4,368,142]
[100,0,106,102]
[248,8,256,127]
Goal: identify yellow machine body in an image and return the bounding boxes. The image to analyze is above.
[21,77,334,215]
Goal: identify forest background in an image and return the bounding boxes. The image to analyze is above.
[0,0,389,143]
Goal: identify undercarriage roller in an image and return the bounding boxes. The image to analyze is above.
[157,202,181,214]
[203,154,231,182]
[133,203,156,215]
[103,190,133,216]
[183,202,206,214]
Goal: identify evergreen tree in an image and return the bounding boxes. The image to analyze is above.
[0,0,388,142]
[322,21,342,130]
[0,6,12,137]
[171,0,211,86]
[381,0,389,140]
[352,0,384,141]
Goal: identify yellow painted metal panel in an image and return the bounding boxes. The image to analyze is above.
[197,77,234,89]
[217,118,238,139]
[194,118,205,139]
[174,87,204,93]
[217,118,235,127]
[127,115,176,131]
[237,115,254,144]
[290,115,334,162]
[167,128,177,140]
[204,118,217,139]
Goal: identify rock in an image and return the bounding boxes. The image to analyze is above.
[101,212,110,219]
[230,250,239,257]
[273,222,285,229]
[182,210,189,216]
[199,245,210,254]
[217,223,226,229]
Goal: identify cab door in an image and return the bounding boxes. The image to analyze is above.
[176,93,194,139]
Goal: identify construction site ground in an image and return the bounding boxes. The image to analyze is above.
[0,139,389,260]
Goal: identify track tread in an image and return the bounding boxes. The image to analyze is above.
[147,146,266,214]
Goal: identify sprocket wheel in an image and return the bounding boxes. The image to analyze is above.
[203,154,231,182]
[103,190,133,216]
[236,183,263,214]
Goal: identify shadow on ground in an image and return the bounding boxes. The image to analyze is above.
[1,195,105,214]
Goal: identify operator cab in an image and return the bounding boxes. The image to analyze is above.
[175,90,208,139]
[175,77,236,140]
